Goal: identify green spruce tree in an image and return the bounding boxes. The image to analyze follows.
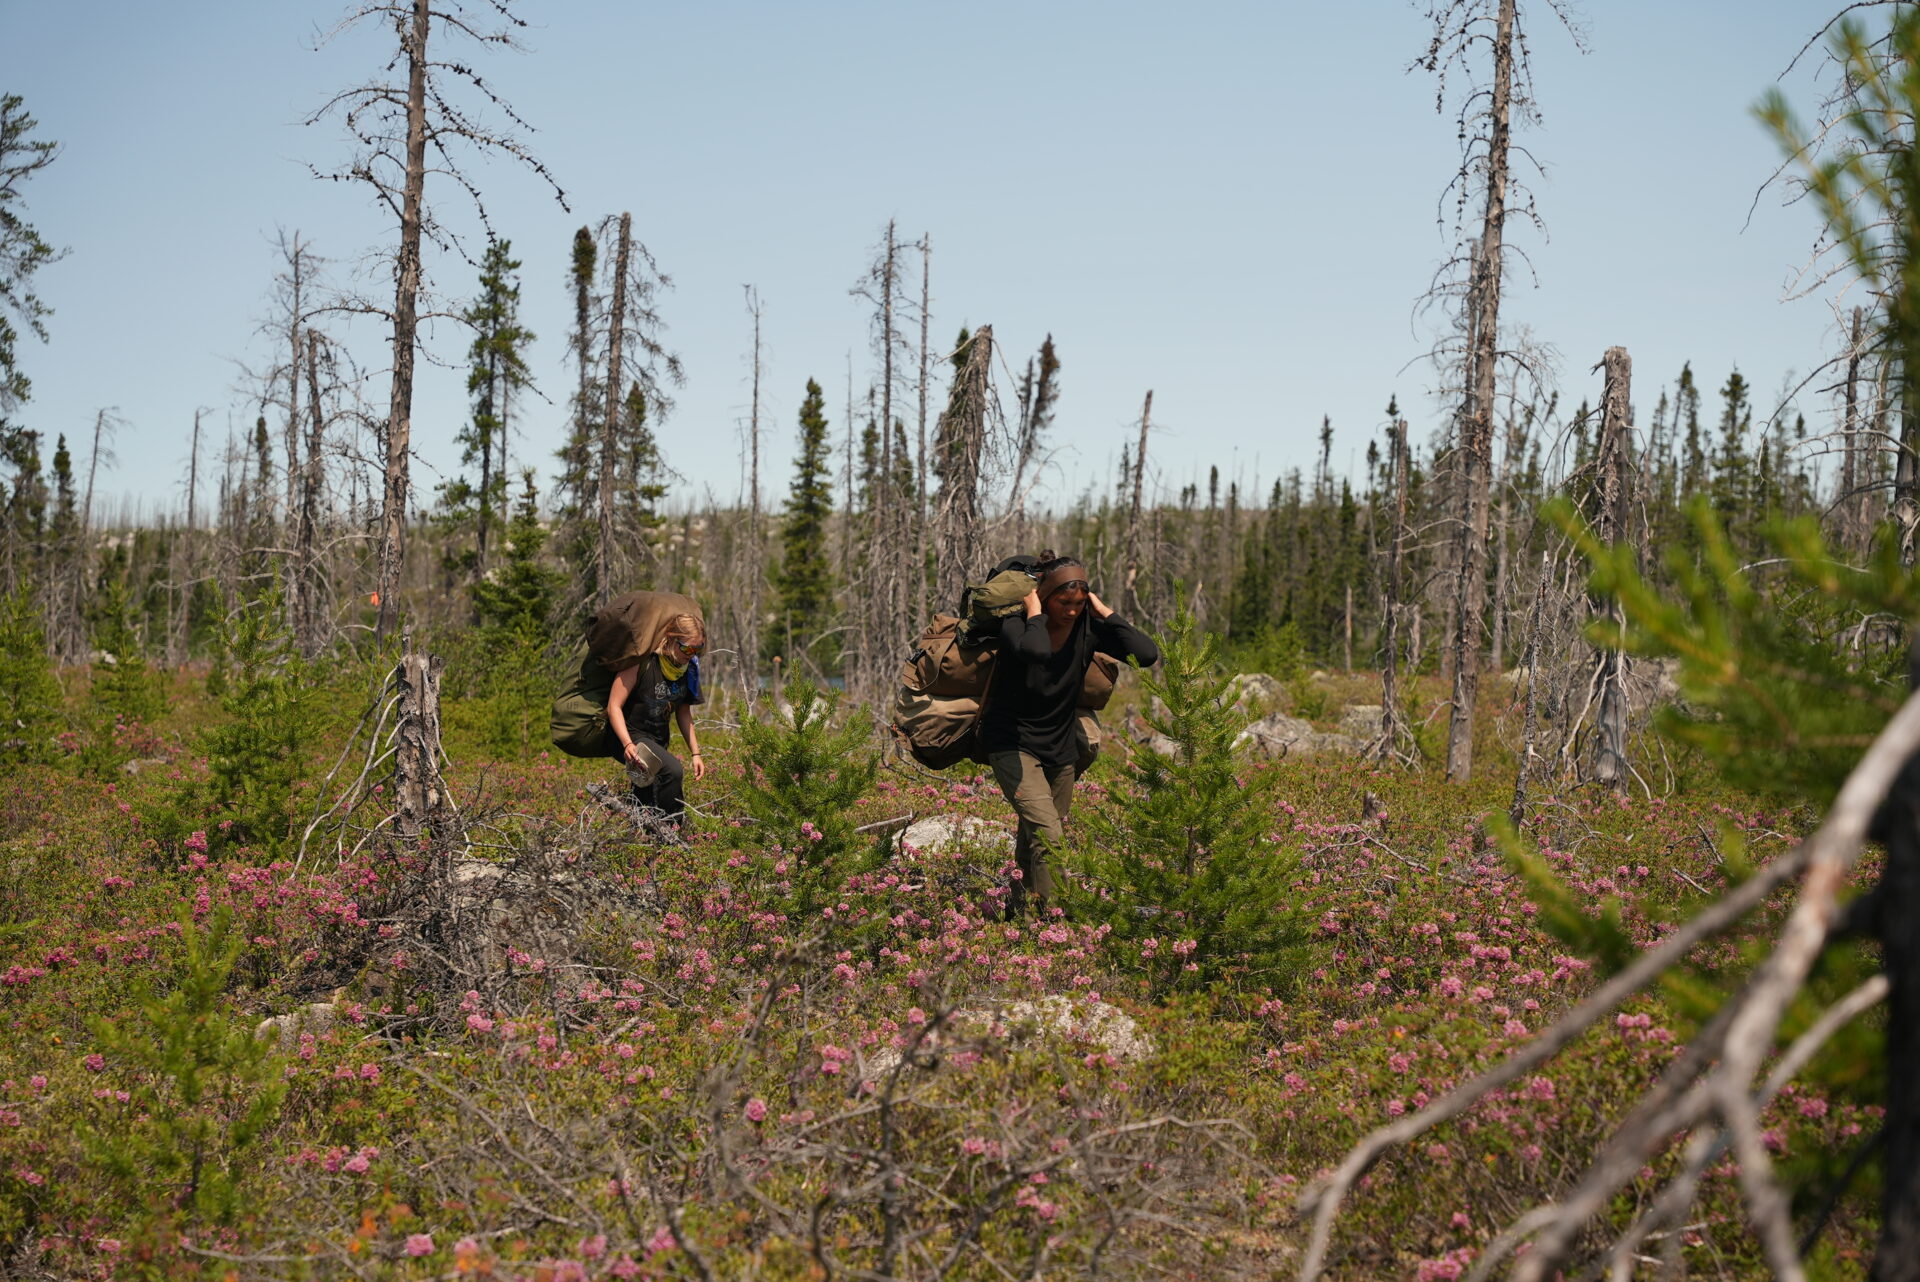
[1069,605,1311,996]
[0,585,61,764]
[443,238,533,580]
[774,378,836,671]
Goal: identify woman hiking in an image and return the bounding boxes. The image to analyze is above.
[982,556,1158,918]
[587,591,708,832]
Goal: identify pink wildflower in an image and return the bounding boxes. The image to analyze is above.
[745,1098,768,1123]
[403,1233,434,1257]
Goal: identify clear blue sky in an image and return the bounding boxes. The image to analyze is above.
[3,1,1860,520]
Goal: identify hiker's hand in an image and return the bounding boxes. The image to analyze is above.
[622,742,645,767]
[690,752,708,781]
[1023,589,1042,617]
[1087,592,1114,619]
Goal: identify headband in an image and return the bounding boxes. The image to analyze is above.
[1037,564,1090,602]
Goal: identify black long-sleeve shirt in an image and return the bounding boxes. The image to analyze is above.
[980,610,1159,768]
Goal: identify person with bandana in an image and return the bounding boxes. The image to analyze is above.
[604,609,707,829]
[982,556,1159,918]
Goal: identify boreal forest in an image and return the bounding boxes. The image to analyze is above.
[4,1,1920,1279]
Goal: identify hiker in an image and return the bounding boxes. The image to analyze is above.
[982,556,1158,917]
[602,605,707,829]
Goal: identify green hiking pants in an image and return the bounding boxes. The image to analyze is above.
[988,750,1076,917]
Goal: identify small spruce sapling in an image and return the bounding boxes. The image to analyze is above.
[80,579,167,776]
[0,587,62,765]
[734,676,879,912]
[164,579,319,855]
[467,472,565,752]
[1069,604,1311,996]
[84,908,288,1230]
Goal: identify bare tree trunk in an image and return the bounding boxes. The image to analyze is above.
[1490,383,1517,670]
[843,353,854,589]
[297,330,327,657]
[392,633,451,842]
[1344,583,1353,676]
[1377,417,1411,763]
[1444,0,1515,784]
[375,0,430,642]
[1588,346,1635,790]
[916,235,931,619]
[1509,550,1550,823]
[283,231,304,536]
[1123,390,1154,617]
[1844,307,1866,555]
[934,325,993,611]
[742,285,764,706]
[596,213,632,610]
[1899,384,1919,566]
[174,409,204,665]
[476,341,496,577]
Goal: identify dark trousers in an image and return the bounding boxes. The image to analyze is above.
[988,750,1076,917]
[606,732,686,823]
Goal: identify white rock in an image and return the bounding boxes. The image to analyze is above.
[254,1001,338,1048]
[861,996,1153,1081]
[1226,672,1286,713]
[1336,705,1384,739]
[898,815,1013,858]
[1234,712,1364,760]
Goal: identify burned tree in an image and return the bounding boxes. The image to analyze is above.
[934,325,993,612]
[1419,0,1582,782]
[1585,345,1636,789]
[307,0,565,640]
[1122,390,1154,618]
[588,213,681,607]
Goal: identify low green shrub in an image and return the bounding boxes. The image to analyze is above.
[733,676,880,912]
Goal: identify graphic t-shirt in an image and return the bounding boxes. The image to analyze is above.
[619,654,703,746]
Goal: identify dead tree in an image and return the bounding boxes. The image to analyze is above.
[392,633,453,842]
[1586,346,1635,789]
[277,230,312,535]
[848,223,917,699]
[295,330,330,658]
[740,285,766,706]
[1007,335,1062,552]
[307,0,566,641]
[596,213,631,610]
[583,213,682,607]
[915,236,933,618]
[1420,0,1580,782]
[1123,390,1154,617]
[1840,306,1872,553]
[1374,416,1415,765]
[934,325,993,611]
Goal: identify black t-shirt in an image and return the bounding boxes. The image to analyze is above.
[617,654,702,747]
[979,611,1159,768]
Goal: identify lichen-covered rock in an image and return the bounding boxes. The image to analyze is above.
[1234,712,1363,760]
[1336,705,1384,739]
[861,995,1154,1081]
[898,815,1013,858]
[254,998,341,1048]
[1226,672,1286,714]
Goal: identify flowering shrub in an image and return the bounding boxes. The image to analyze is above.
[0,657,1878,1278]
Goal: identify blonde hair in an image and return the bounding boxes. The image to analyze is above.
[662,614,706,650]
